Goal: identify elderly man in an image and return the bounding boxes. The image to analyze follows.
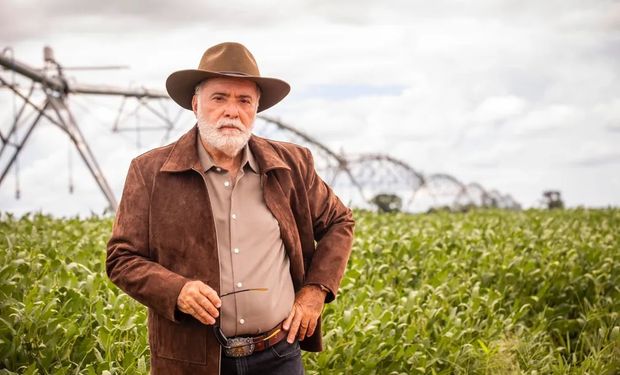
[106,42,355,375]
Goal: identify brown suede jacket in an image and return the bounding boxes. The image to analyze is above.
[106,125,355,375]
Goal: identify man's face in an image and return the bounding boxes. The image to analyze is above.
[192,77,260,158]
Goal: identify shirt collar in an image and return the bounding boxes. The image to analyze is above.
[196,136,258,174]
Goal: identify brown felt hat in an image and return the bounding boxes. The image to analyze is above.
[166,42,290,113]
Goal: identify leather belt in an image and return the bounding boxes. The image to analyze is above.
[220,325,288,358]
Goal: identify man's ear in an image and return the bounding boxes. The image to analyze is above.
[191,95,198,115]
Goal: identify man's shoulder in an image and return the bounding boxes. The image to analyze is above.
[134,142,175,162]
[129,141,176,175]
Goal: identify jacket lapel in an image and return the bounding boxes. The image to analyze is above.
[160,125,203,173]
[249,135,305,289]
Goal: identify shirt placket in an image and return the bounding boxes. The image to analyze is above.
[229,167,246,335]
[216,168,236,336]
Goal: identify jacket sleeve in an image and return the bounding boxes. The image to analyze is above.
[301,148,355,303]
[106,159,191,323]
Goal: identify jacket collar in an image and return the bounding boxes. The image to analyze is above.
[160,124,290,173]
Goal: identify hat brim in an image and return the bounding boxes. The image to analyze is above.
[166,70,290,113]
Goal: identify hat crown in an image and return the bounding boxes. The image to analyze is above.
[166,41,290,112]
[198,42,260,76]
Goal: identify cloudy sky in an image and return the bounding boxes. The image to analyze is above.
[1,0,619,217]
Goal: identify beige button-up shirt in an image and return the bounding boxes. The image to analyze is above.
[197,137,295,337]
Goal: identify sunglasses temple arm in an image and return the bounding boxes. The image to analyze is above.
[220,287,268,298]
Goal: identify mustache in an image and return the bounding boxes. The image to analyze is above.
[215,118,245,131]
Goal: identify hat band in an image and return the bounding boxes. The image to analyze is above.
[215,71,254,77]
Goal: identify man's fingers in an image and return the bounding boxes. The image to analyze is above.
[282,308,295,331]
[297,321,308,341]
[199,283,221,308]
[181,304,211,325]
[287,307,303,344]
[306,319,317,338]
[176,281,222,325]
[188,299,216,325]
[194,294,219,318]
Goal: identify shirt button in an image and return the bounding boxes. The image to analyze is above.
[233,248,240,254]
[239,318,245,325]
[237,282,243,288]
[231,214,237,219]
[224,180,230,187]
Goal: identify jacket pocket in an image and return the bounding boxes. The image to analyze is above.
[152,313,208,364]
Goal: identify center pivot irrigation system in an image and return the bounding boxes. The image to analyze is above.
[0,47,520,213]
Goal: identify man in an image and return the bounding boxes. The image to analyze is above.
[106,42,355,375]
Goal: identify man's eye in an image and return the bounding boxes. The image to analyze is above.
[212,96,224,101]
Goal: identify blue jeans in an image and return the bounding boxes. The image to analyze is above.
[220,339,304,375]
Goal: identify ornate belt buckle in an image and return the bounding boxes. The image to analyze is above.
[224,337,255,357]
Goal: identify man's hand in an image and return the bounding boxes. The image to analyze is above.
[282,285,327,343]
[176,280,222,325]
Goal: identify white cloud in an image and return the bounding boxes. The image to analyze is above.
[1,0,619,214]
[473,96,528,124]
[511,104,581,136]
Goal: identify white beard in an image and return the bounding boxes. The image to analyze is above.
[197,113,253,158]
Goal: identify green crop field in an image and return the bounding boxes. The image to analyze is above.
[1,208,619,374]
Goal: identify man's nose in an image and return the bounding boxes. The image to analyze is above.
[223,101,240,118]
